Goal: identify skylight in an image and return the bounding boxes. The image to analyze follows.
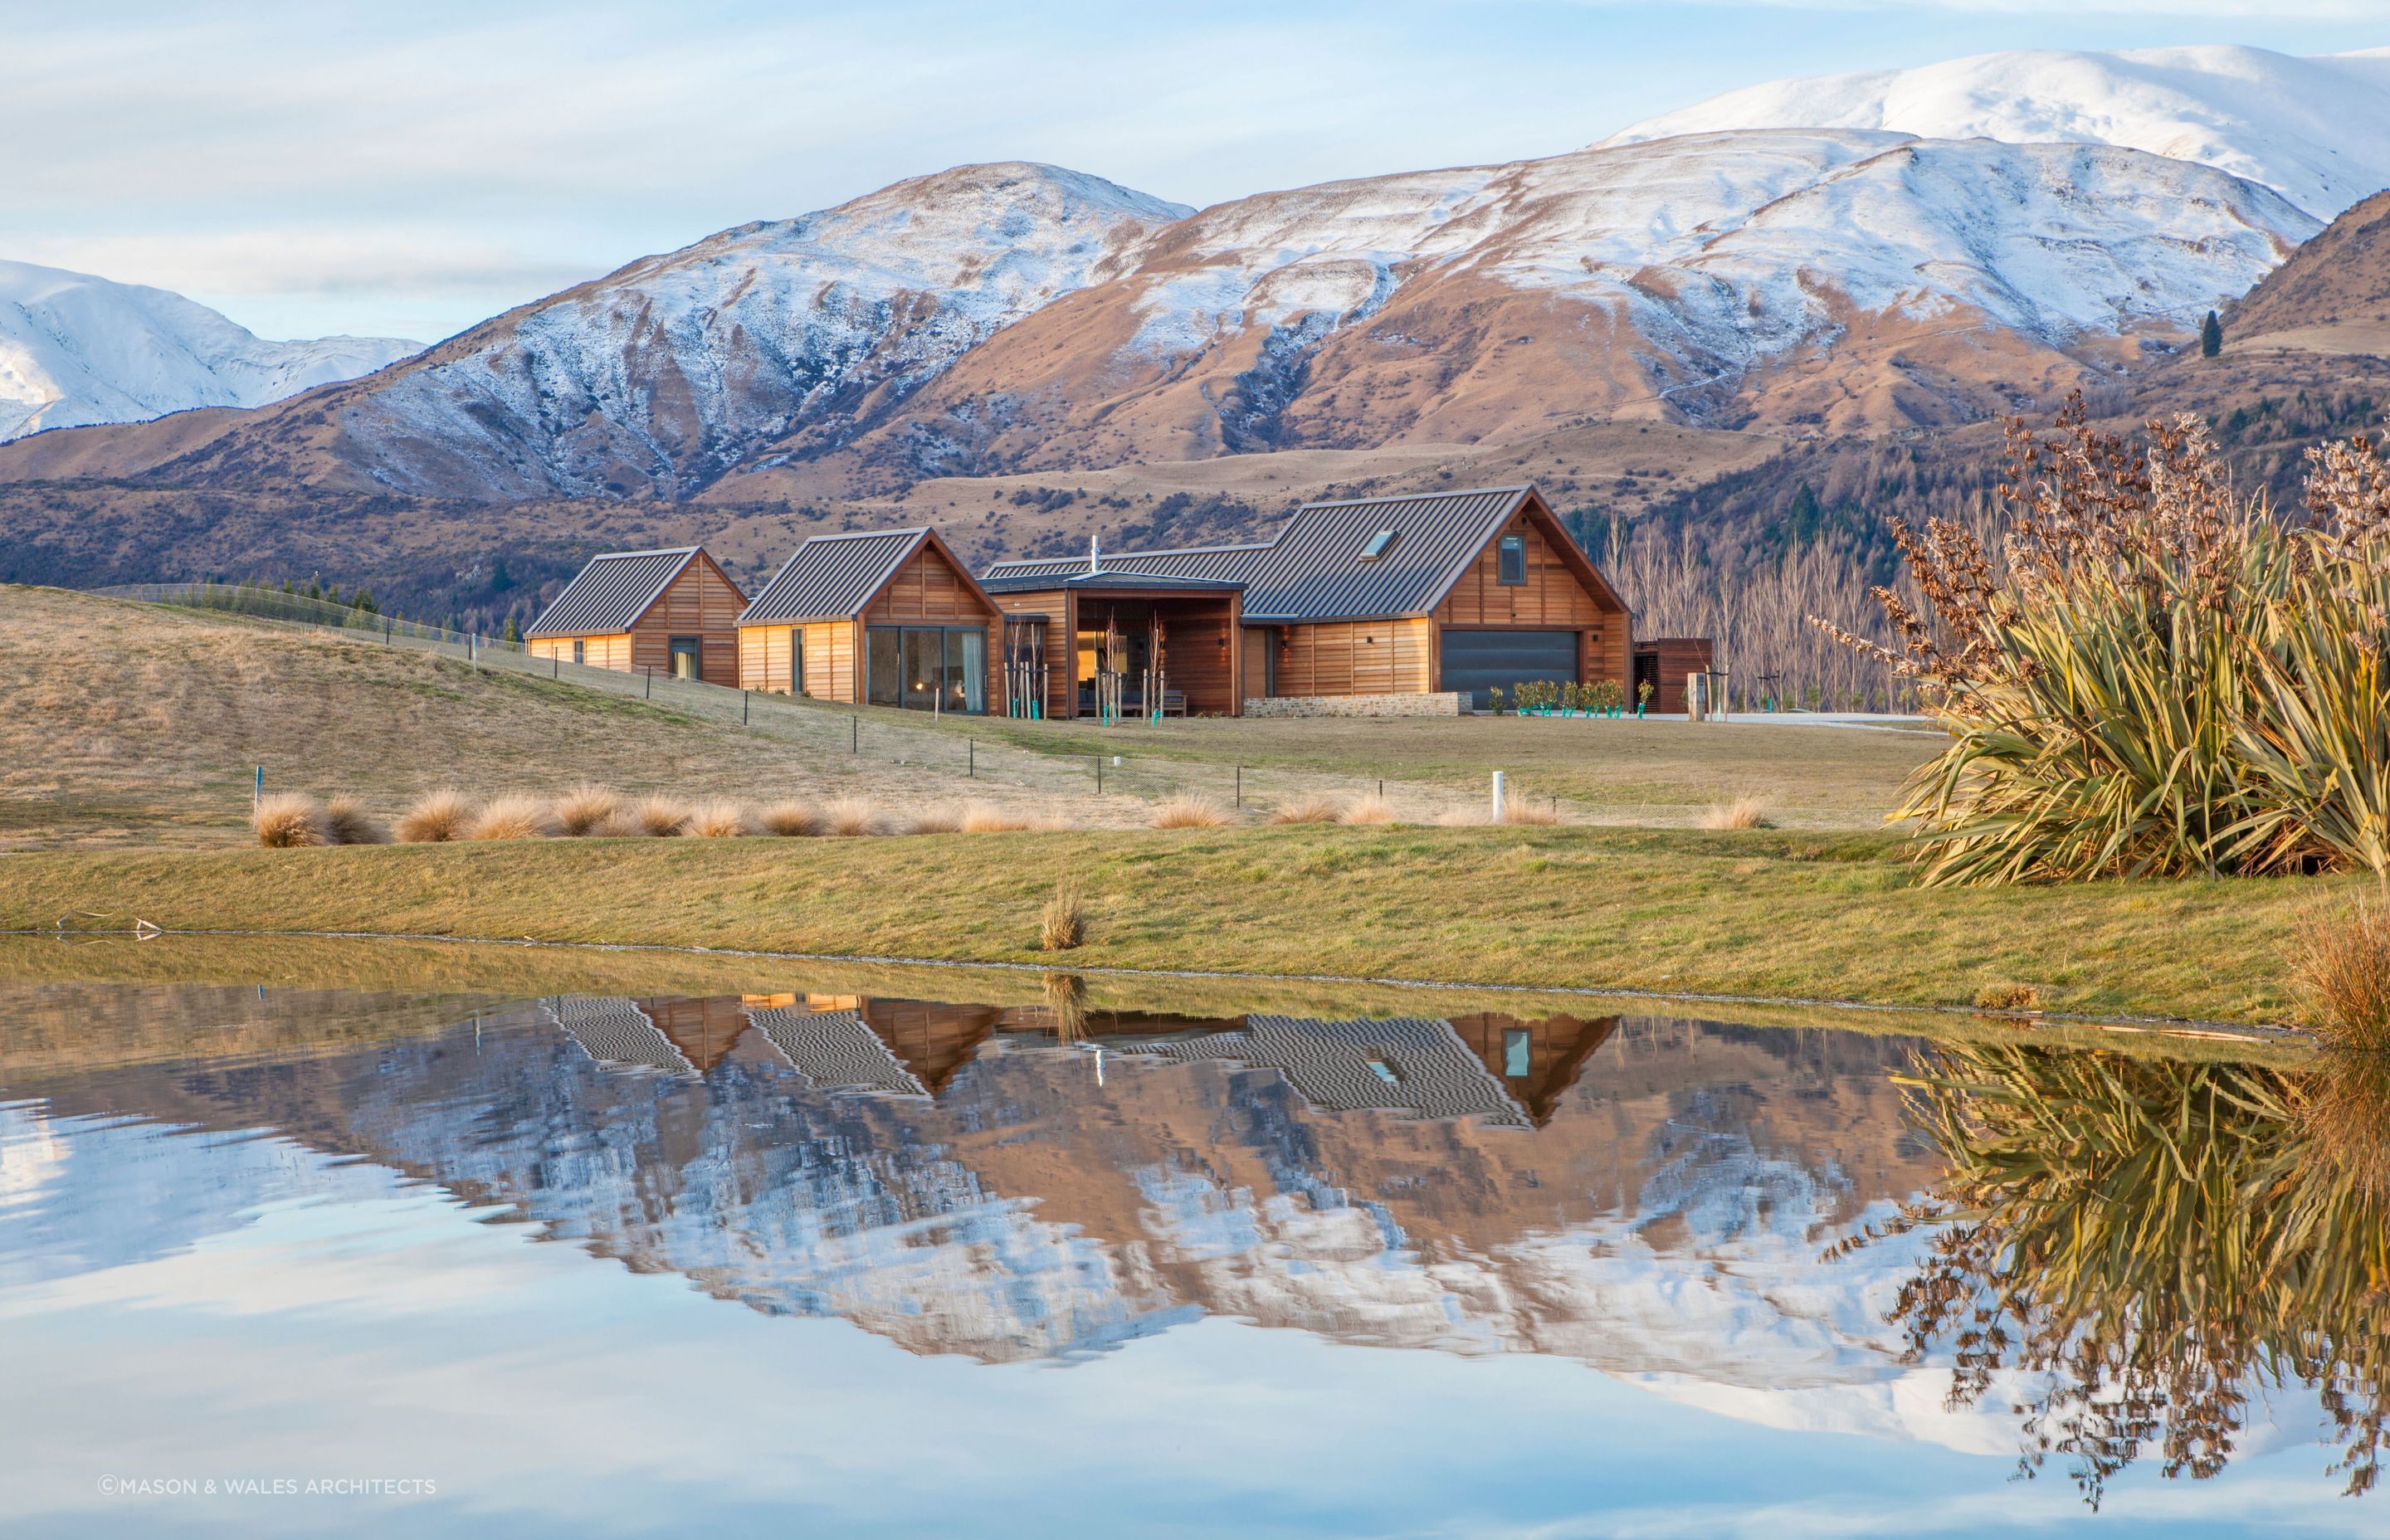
[1360,529,1397,561]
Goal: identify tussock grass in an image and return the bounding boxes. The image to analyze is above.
[758,801,822,837]
[2294,904,2390,1054]
[253,793,330,849]
[393,788,476,844]
[591,809,647,839]
[1700,794,1775,831]
[1339,794,1397,826]
[1150,794,1234,829]
[1041,875,1087,952]
[1267,795,1344,826]
[688,798,754,838]
[632,796,690,837]
[322,795,388,846]
[1500,801,1561,826]
[1973,982,2044,1013]
[905,807,965,835]
[959,802,1036,833]
[469,795,560,841]
[822,797,889,837]
[552,782,622,836]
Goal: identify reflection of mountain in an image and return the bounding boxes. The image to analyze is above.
[7,989,1944,1411]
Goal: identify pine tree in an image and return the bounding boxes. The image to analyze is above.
[2201,310,2223,358]
[502,616,521,645]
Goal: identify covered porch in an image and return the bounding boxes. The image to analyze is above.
[984,573,1246,719]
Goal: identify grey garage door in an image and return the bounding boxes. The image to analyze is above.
[1440,629,1578,708]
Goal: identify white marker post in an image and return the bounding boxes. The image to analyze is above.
[1490,770,1507,824]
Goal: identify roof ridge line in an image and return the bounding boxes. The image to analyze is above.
[1297,483,1533,510]
[583,544,703,560]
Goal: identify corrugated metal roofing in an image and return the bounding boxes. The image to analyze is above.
[738,529,929,624]
[526,548,701,639]
[979,485,1547,623]
[978,570,1247,594]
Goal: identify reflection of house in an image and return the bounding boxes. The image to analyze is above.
[736,528,1000,713]
[538,992,1614,1130]
[524,546,746,685]
[545,997,698,1076]
[980,485,1633,715]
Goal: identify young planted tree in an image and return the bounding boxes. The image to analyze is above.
[2202,309,2224,358]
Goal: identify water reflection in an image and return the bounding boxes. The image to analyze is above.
[1885,1041,2390,1506]
[0,970,2377,1534]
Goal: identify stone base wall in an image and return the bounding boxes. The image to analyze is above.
[1243,692,1466,719]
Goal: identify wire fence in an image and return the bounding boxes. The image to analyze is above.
[94,582,1490,821]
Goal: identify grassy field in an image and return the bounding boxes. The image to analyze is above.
[0,825,2348,1026]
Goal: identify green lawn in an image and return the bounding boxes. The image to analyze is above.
[0,824,2346,1026]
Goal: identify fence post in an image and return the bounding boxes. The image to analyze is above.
[1236,765,1241,808]
[554,655,560,680]
[1095,756,1102,794]
[743,690,749,725]
[253,765,262,815]
[1490,770,1506,823]
[645,667,651,699]
[852,716,858,754]
[968,738,975,778]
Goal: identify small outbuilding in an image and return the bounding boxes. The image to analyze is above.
[736,527,1002,712]
[524,546,746,685]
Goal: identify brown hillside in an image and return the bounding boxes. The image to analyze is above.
[2225,188,2390,355]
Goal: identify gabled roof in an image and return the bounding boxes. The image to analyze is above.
[739,527,997,625]
[526,546,711,639]
[980,485,1620,624]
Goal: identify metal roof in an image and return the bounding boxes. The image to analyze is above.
[738,529,929,624]
[978,570,1247,595]
[525,547,702,639]
[980,485,1566,623]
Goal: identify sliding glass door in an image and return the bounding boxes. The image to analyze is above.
[866,626,987,713]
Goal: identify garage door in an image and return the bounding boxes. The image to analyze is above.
[1440,629,1578,709]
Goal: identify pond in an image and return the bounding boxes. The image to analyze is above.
[0,942,2379,1538]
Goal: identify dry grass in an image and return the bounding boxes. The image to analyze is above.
[1041,875,1088,952]
[1150,794,1235,829]
[552,782,622,836]
[687,798,754,838]
[1267,795,1344,826]
[1699,794,1776,831]
[468,795,561,841]
[1500,800,1562,826]
[252,793,330,849]
[632,796,690,838]
[1973,982,2044,1014]
[393,788,476,844]
[822,797,890,837]
[758,800,822,837]
[2294,903,2390,1053]
[321,795,388,846]
[591,809,647,839]
[958,801,1036,833]
[905,807,965,835]
[1340,794,1397,826]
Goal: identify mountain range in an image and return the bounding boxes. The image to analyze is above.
[2,41,2387,617]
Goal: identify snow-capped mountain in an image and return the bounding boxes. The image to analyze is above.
[1602,45,2390,222]
[0,260,419,441]
[57,134,2307,500]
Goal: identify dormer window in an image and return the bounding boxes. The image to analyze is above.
[1498,533,1526,587]
[1361,529,1397,562]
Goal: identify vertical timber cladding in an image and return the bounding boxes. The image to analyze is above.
[861,540,1001,709]
[531,634,632,671]
[992,591,1071,719]
[1431,509,1628,694]
[628,553,745,685]
[1261,618,1433,697]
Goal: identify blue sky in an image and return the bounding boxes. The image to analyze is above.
[5,1,2383,344]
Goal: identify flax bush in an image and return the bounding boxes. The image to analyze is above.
[1821,401,2390,885]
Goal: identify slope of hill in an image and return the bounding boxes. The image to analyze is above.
[0,261,418,441]
[2222,188,2390,356]
[0,134,2311,503]
[1602,45,2390,221]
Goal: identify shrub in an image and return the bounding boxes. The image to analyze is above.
[1699,794,1773,831]
[254,793,332,848]
[468,795,560,841]
[1267,795,1343,825]
[322,795,388,846]
[688,798,754,837]
[1821,402,2390,885]
[552,782,622,836]
[632,796,690,837]
[1150,793,1233,828]
[1041,876,1086,952]
[822,797,888,837]
[1339,794,1397,825]
[394,788,476,844]
[758,800,822,837]
[2294,904,2390,1054]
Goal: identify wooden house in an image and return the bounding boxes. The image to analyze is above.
[1632,637,1714,715]
[524,546,745,686]
[979,485,1632,715]
[736,528,1002,712]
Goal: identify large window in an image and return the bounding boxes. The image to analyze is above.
[1497,534,1527,587]
[867,626,986,713]
[669,636,700,680]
